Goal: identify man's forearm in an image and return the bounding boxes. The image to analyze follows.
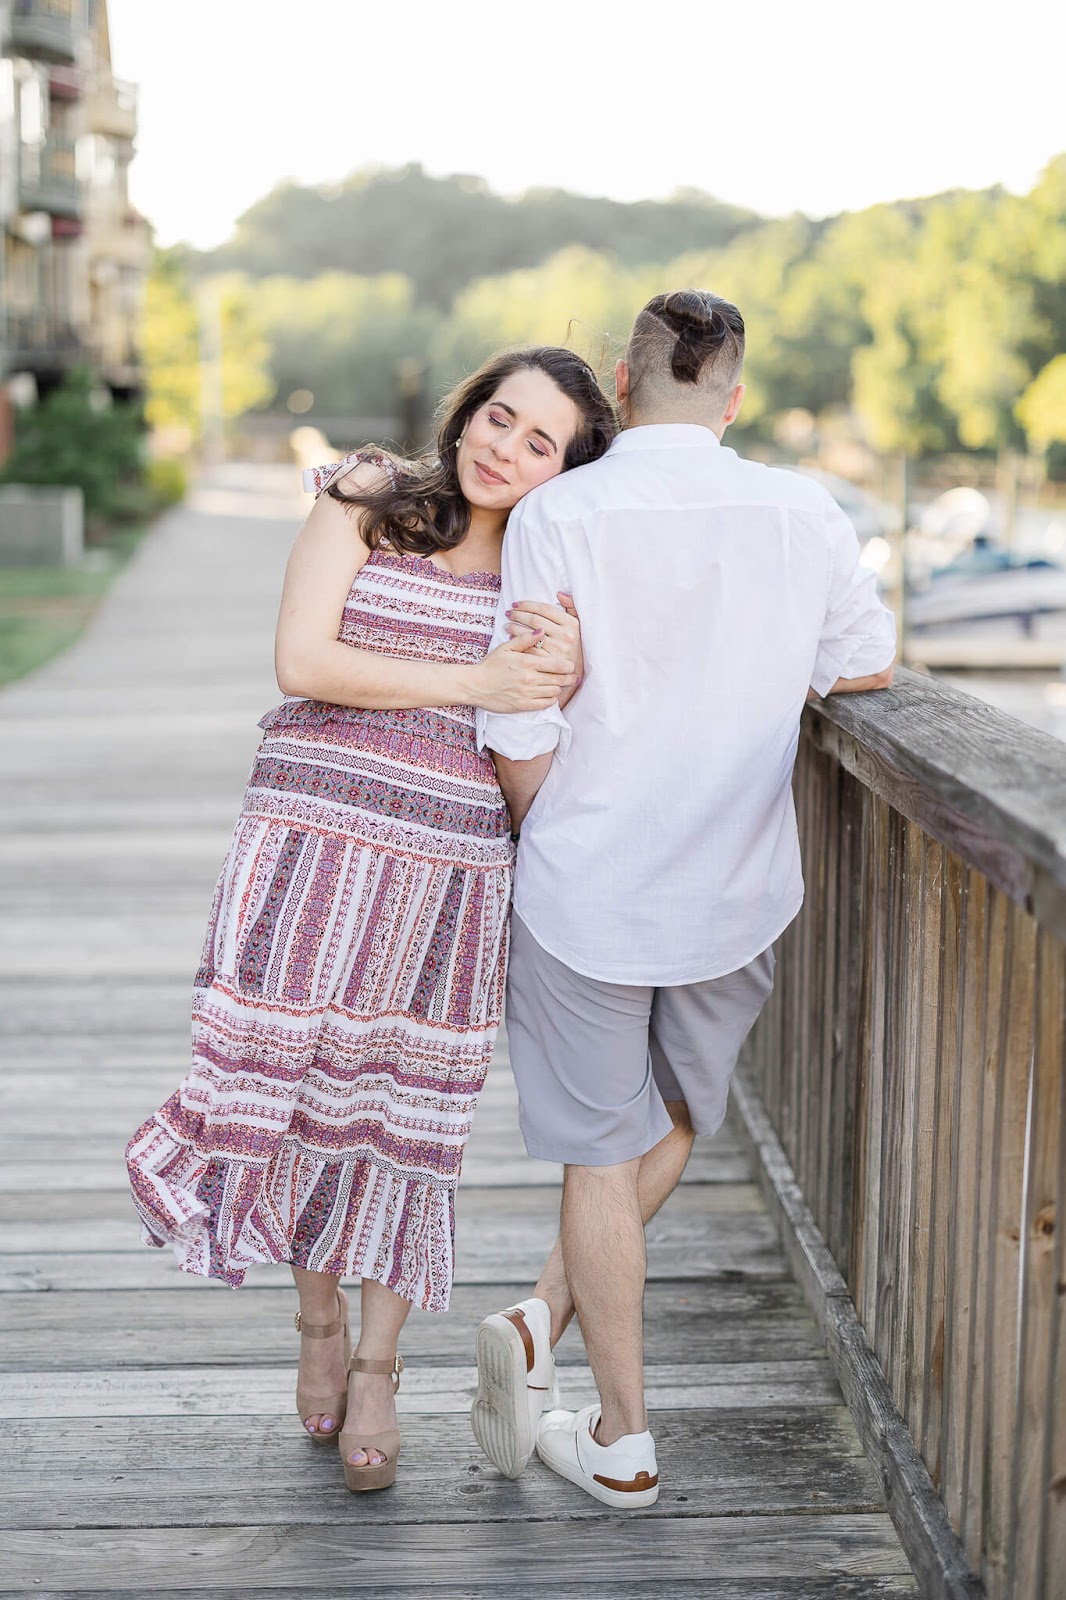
[493,752,554,833]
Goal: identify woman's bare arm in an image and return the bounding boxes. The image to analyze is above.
[274,463,576,713]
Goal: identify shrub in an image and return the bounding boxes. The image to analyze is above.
[0,368,144,521]
[145,457,188,506]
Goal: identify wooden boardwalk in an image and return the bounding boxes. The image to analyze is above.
[0,468,916,1597]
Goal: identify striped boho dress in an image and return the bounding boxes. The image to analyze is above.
[126,463,512,1312]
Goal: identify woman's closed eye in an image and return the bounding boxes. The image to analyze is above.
[488,412,549,458]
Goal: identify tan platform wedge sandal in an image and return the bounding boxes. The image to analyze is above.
[339,1354,404,1492]
[295,1286,351,1444]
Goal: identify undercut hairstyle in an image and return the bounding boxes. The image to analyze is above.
[328,346,618,557]
[626,289,745,414]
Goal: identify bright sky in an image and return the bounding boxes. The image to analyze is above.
[107,0,1066,250]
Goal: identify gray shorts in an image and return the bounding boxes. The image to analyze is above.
[505,914,775,1166]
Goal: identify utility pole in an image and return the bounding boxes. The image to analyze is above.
[895,451,909,663]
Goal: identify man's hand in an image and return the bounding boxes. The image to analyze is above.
[809,665,895,701]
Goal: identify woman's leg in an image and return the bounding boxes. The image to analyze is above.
[344,1278,412,1467]
[292,1264,346,1435]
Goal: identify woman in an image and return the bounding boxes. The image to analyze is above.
[126,347,617,1492]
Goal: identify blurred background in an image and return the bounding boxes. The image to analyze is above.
[1,0,1065,729]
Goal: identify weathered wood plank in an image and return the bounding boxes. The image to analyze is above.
[829,766,864,1271]
[0,1360,841,1420]
[873,804,906,1381]
[960,883,1004,1577]
[0,1514,916,1590]
[0,1136,750,1195]
[887,818,923,1418]
[806,669,1066,935]
[1045,1059,1066,1600]
[855,794,889,1336]
[941,870,986,1548]
[1010,929,1065,1600]
[5,1583,921,1600]
[982,904,1034,1600]
[919,845,962,1485]
[902,835,941,1454]
[0,1407,884,1528]
[0,1280,824,1370]
[0,1184,786,1294]
[0,1236,792,1293]
[0,1171,759,1229]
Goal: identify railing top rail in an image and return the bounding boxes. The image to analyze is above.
[807,665,1066,937]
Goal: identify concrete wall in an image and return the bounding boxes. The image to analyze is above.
[0,484,84,565]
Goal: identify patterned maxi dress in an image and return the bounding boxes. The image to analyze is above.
[126,474,512,1313]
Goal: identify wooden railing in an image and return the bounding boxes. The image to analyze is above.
[738,666,1066,1600]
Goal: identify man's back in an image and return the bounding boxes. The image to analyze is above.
[479,423,896,985]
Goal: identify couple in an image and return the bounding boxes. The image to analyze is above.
[126,288,895,1502]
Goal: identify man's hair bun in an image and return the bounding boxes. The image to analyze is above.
[627,288,745,398]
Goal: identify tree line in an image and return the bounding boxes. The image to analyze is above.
[146,157,1066,471]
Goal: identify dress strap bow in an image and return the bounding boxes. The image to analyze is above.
[302,448,399,499]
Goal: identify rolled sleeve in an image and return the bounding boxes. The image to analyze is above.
[474,489,573,761]
[810,495,897,696]
[476,704,571,760]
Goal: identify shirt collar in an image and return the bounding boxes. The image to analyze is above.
[607,424,721,455]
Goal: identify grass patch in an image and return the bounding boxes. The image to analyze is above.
[0,525,149,687]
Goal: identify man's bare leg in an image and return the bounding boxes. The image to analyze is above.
[533,1100,695,1346]
[560,1154,647,1443]
[553,1103,696,1446]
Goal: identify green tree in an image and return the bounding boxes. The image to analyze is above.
[140,254,274,443]
[204,165,760,309]
[432,246,655,392]
[668,216,817,431]
[1016,355,1066,450]
[247,272,438,418]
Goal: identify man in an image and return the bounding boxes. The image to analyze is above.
[469,289,896,1508]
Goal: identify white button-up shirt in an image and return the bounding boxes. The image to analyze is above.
[476,424,896,985]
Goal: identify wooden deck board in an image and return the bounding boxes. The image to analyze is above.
[0,468,915,1593]
[0,1279,827,1368]
[0,1516,914,1589]
[0,1408,884,1528]
[3,1586,920,1600]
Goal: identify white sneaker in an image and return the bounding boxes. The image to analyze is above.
[536,1404,659,1508]
[470,1296,560,1479]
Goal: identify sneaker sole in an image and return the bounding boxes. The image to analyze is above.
[535,1437,660,1509]
[470,1316,536,1479]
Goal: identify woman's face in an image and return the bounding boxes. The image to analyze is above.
[455,367,580,516]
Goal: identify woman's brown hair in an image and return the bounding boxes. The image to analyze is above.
[329,347,618,557]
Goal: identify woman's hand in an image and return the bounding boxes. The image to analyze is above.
[470,629,576,713]
[506,592,584,708]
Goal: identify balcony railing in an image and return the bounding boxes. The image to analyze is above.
[9,0,78,64]
[737,666,1066,1600]
[4,311,82,376]
[18,137,81,219]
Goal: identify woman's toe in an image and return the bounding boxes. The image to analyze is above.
[320,1415,335,1432]
[348,1447,369,1466]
